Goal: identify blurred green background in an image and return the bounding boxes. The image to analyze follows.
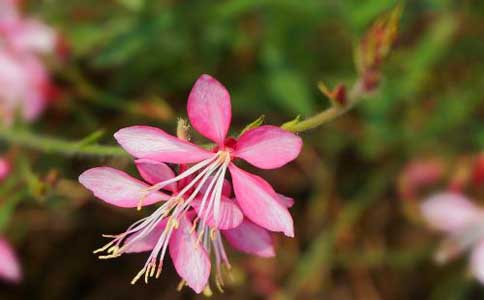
[1,0,484,299]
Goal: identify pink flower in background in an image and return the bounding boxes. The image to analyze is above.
[0,157,11,181]
[0,236,21,283]
[398,159,444,200]
[0,0,57,125]
[0,0,19,21]
[113,74,302,236]
[420,192,484,283]
[0,50,51,124]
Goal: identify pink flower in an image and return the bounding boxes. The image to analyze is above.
[113,74,302,236]
[420,192,484,283]
[79,75,301,292]
[0,0,57,55]
[0,50,50,124]
[0,0,57,125]
[0,236,21,283]
[0,0,19,21]
[0,157,11,181]
[398,159,443,200]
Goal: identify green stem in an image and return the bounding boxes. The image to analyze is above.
[0,128,128,157]
[282,80,364,133]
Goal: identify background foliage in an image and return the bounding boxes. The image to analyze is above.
[1,0,484,299]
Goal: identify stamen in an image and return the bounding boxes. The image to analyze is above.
[176,280,186,292]
[145,154,219,193]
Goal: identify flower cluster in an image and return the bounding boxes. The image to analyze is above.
[0,0,58,125]
[79,74,302,293]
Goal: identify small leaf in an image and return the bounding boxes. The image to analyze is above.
[281,115,302,132]
[239,115,265,136]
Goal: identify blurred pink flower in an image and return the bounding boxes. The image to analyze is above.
[0,50,50,125]
[0,157,11,181]
[113,74,302,236]
[0,0,19,21]
[0,236,21,283]
[420,192,484,283]
[399,159,444,200]
[0,0,57,125]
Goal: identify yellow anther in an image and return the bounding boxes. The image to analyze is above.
[215,277,225,293]
[210,228,217,241]
[176,280,186,292]
[190,217,200,233]
[137,195,146,211]
[203,285,213,297]
[168,217,179,229]
[131,268,146,285]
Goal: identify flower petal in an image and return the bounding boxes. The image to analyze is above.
[169,215,210,293]
[0,158,11,181]
[223,220,275,257]
[229,164,294,237]
[124,220,168,253]
[191,196,243,230]
[0,237,21,283]
[114,126,213,164]
[135,159,176,191]
[79,167,169,208]
[187,74,231,145]
[277,193,295,208]
[7,20,57,54]
[420,192,482,233]
[471,240,484,284]
[234,125,302,169]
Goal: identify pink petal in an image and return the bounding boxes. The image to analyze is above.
[169,215,210,293]
[223,220,275,257]
[277,193,295,208]
[420,192,482,233]
[79,167,169,208]
[0,237,21,283]
[191,196,243,230]
[0,51,48,124]
[234,125,302,169]
[229,164,294,237]
[21,55,49,121]
[114,126,213,164]
[187,74,231,145]
[470,240,484,284]
[199,176,232,197]
[6,20,57,54]
[135,159,176,191]
[0,0,19,20]
[0,158,11,181]
[125,220,168,253]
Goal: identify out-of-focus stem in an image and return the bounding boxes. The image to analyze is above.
[0,128,128,157]
[282,80,364,133]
